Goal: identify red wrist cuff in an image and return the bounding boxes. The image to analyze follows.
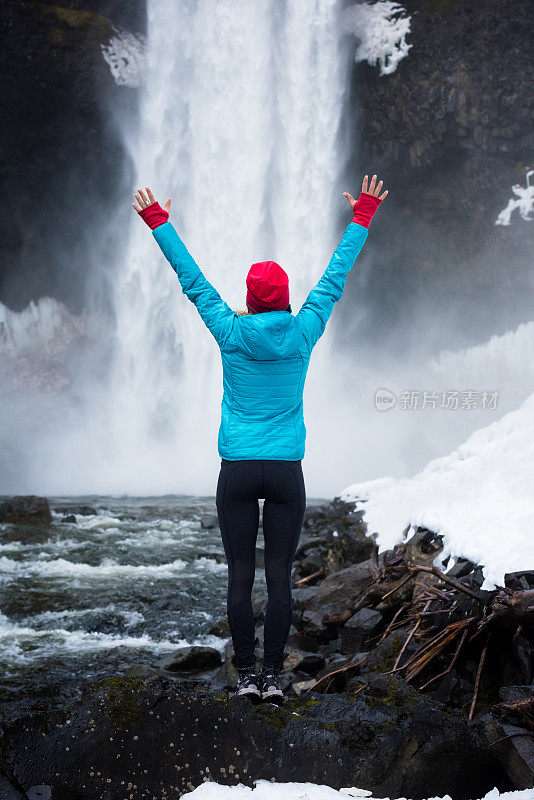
[352,192,382,228]
[138,201,169,230]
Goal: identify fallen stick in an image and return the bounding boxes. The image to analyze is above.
[392,600,432,670]
[375,602,410,646]
[418,626,469,691]
[381,573,414,600]
[406,620,472,683]
[387,616,475,676]
[468,641,488,720]
[295,568,324,587]
[302,657,366,693]
[410,564,486,600]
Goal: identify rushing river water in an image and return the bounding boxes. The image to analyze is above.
[0,494,325,716]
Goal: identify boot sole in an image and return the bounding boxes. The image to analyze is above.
[236,690,262,704]
[261,693,284,705]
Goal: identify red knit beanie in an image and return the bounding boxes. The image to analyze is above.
[246,261,290,313]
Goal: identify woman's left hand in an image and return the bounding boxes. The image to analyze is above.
[133,186,172,230]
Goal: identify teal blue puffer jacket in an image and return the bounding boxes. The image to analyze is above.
[152,220,368,460]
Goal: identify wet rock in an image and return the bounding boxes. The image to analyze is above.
[294,546,324,578]
[476,716,534,790]
[302,504,329,529]
[505,570,534,590]
[340,607,383,655]
[0,774,24,799]
[158,646,222,673]
[433,670,459,706]
[56,505,97,516]
[359,628,419,676]
[0,673,507,800]
[60,514,76,523]
[200,513,219,529]
[291,678,317,695]
[27,787,52,800]
[283,651,325,676]
[124,664,161,681]
[323,523,375,576]
[291,586,319,609]
[0,495,52,524]
[286,629,320,653]
[498,685,534,702]
[300,560,376,638]
[209,614,231,638]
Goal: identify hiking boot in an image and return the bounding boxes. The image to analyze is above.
[260,670,284,704]
[234,668,262,703]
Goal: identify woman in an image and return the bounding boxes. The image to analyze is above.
[133,174,388,703]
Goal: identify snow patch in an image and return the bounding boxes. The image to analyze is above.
[101,26,147,88]
[342,2,412,76]
[182,780,534,799]
[495,168,534,226]
[340,391,534,590]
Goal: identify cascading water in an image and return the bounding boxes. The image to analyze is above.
[98,0,350,494]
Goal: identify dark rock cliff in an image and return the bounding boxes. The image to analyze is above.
[341,0,533,352]
[0,0,146,313]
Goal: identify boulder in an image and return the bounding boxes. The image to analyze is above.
[56,505,97,516]
[0,673,508,800]
[359,627,420,676]
[158,646,222,673]
[200,513,219,529]
[0,496,52,524]
[283,651,325,676]
[476,716,534,790]
[340,607,383,655]
[302,504,329,529]
[0,775,24,799]
[299,560,376,638]
[209,615,231,638]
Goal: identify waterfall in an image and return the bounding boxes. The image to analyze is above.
[97,0,349,494]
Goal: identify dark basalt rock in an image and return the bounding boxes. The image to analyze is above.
[55,505,97,516]
[299,560,376,638]
[341,0,534,350]
[157,646,222,673]
[0,673,510,800]
[0,495,52,524]
[340,607,383,655]
[200,513,219,529]
[0,0,146,313]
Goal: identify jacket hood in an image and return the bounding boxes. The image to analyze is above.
[235,309,301,360]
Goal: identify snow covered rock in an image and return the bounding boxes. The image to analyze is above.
[340,392,534,590]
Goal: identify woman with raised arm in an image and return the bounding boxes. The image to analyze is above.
[133,174,388,703]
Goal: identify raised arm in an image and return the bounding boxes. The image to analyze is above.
[133,187,235,348]
[297,174,388,352]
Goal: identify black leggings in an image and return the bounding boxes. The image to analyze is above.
[216,458,306,672]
